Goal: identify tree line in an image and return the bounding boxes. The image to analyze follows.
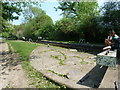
[1,1,120,43]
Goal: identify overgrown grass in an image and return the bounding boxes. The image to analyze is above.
[7,41,39,61]
[7,40,63,88]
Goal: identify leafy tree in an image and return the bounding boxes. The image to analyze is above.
[1,1,40,21]
[22,6,53,40]
[53,17,79,41]
[1,1,21,21]
[101,2,120,35]
[23,22,35,40]
[1,1,41,39]
[23,6,45,23]
[55,1,100,42]
[13,24,26,39]
[57,2,99,20]
[2,21,17,39]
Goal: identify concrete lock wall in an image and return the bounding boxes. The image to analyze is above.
[96,50,117,67]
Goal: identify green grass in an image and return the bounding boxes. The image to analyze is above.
[48,70,69,79]
[50,55,65,65]
[7,42,12,54]
[7,40,63,88]
[50,49,67,65]
[73,56,89,64]
[7,41,39,61]
[51,49,67,60]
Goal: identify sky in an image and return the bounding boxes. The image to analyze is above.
[11,0,105,25]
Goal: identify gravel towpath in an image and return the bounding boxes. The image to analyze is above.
[0,42,30,89]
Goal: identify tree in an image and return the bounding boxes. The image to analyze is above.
[57,2,99,20]
[101,2,120,35]
[23,6,45,23]
[1,1,40,21]
[55,1,100,42]
[22,6,54,40]
[53,17,79,41]
[13,24,26,39]
[1,1,41,38]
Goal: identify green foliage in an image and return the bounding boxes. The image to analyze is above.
[57,2,99,20]
[101,2,120,35]
[55,2,101,42]
[53,17,79,41]
[1,20,17,39]
[1,1,21,21]
[13,24,25,39]
[50,49,67,65]
[50,55,65,65]
[20,6,54,40]
[33,14,54,38]
[55,17,75,34]
[2,32,9,38]
[23,22,35,40]
[7,42,13,54]
[48,70,68,79]
[78,16,103,42]
[3,1,120,43]
[1,2,21,36]
[55,1,120,43]
[73,56,89,64]
[1,1,41,21]
[1,1,41,39]
[23,6,45,22]
[7,41,39,61]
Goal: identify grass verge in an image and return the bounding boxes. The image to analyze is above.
[7,40,63,88]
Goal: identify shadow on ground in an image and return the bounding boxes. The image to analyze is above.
[77,64,108,88]
[0,42,5,44]
[0,53,21,72]
[77,48,102,55]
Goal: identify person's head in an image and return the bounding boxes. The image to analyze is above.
[109,30,116,36]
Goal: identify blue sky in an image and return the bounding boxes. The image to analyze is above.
[11,1,63,25]
[41,2,63,23]
[11,0,104,25]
